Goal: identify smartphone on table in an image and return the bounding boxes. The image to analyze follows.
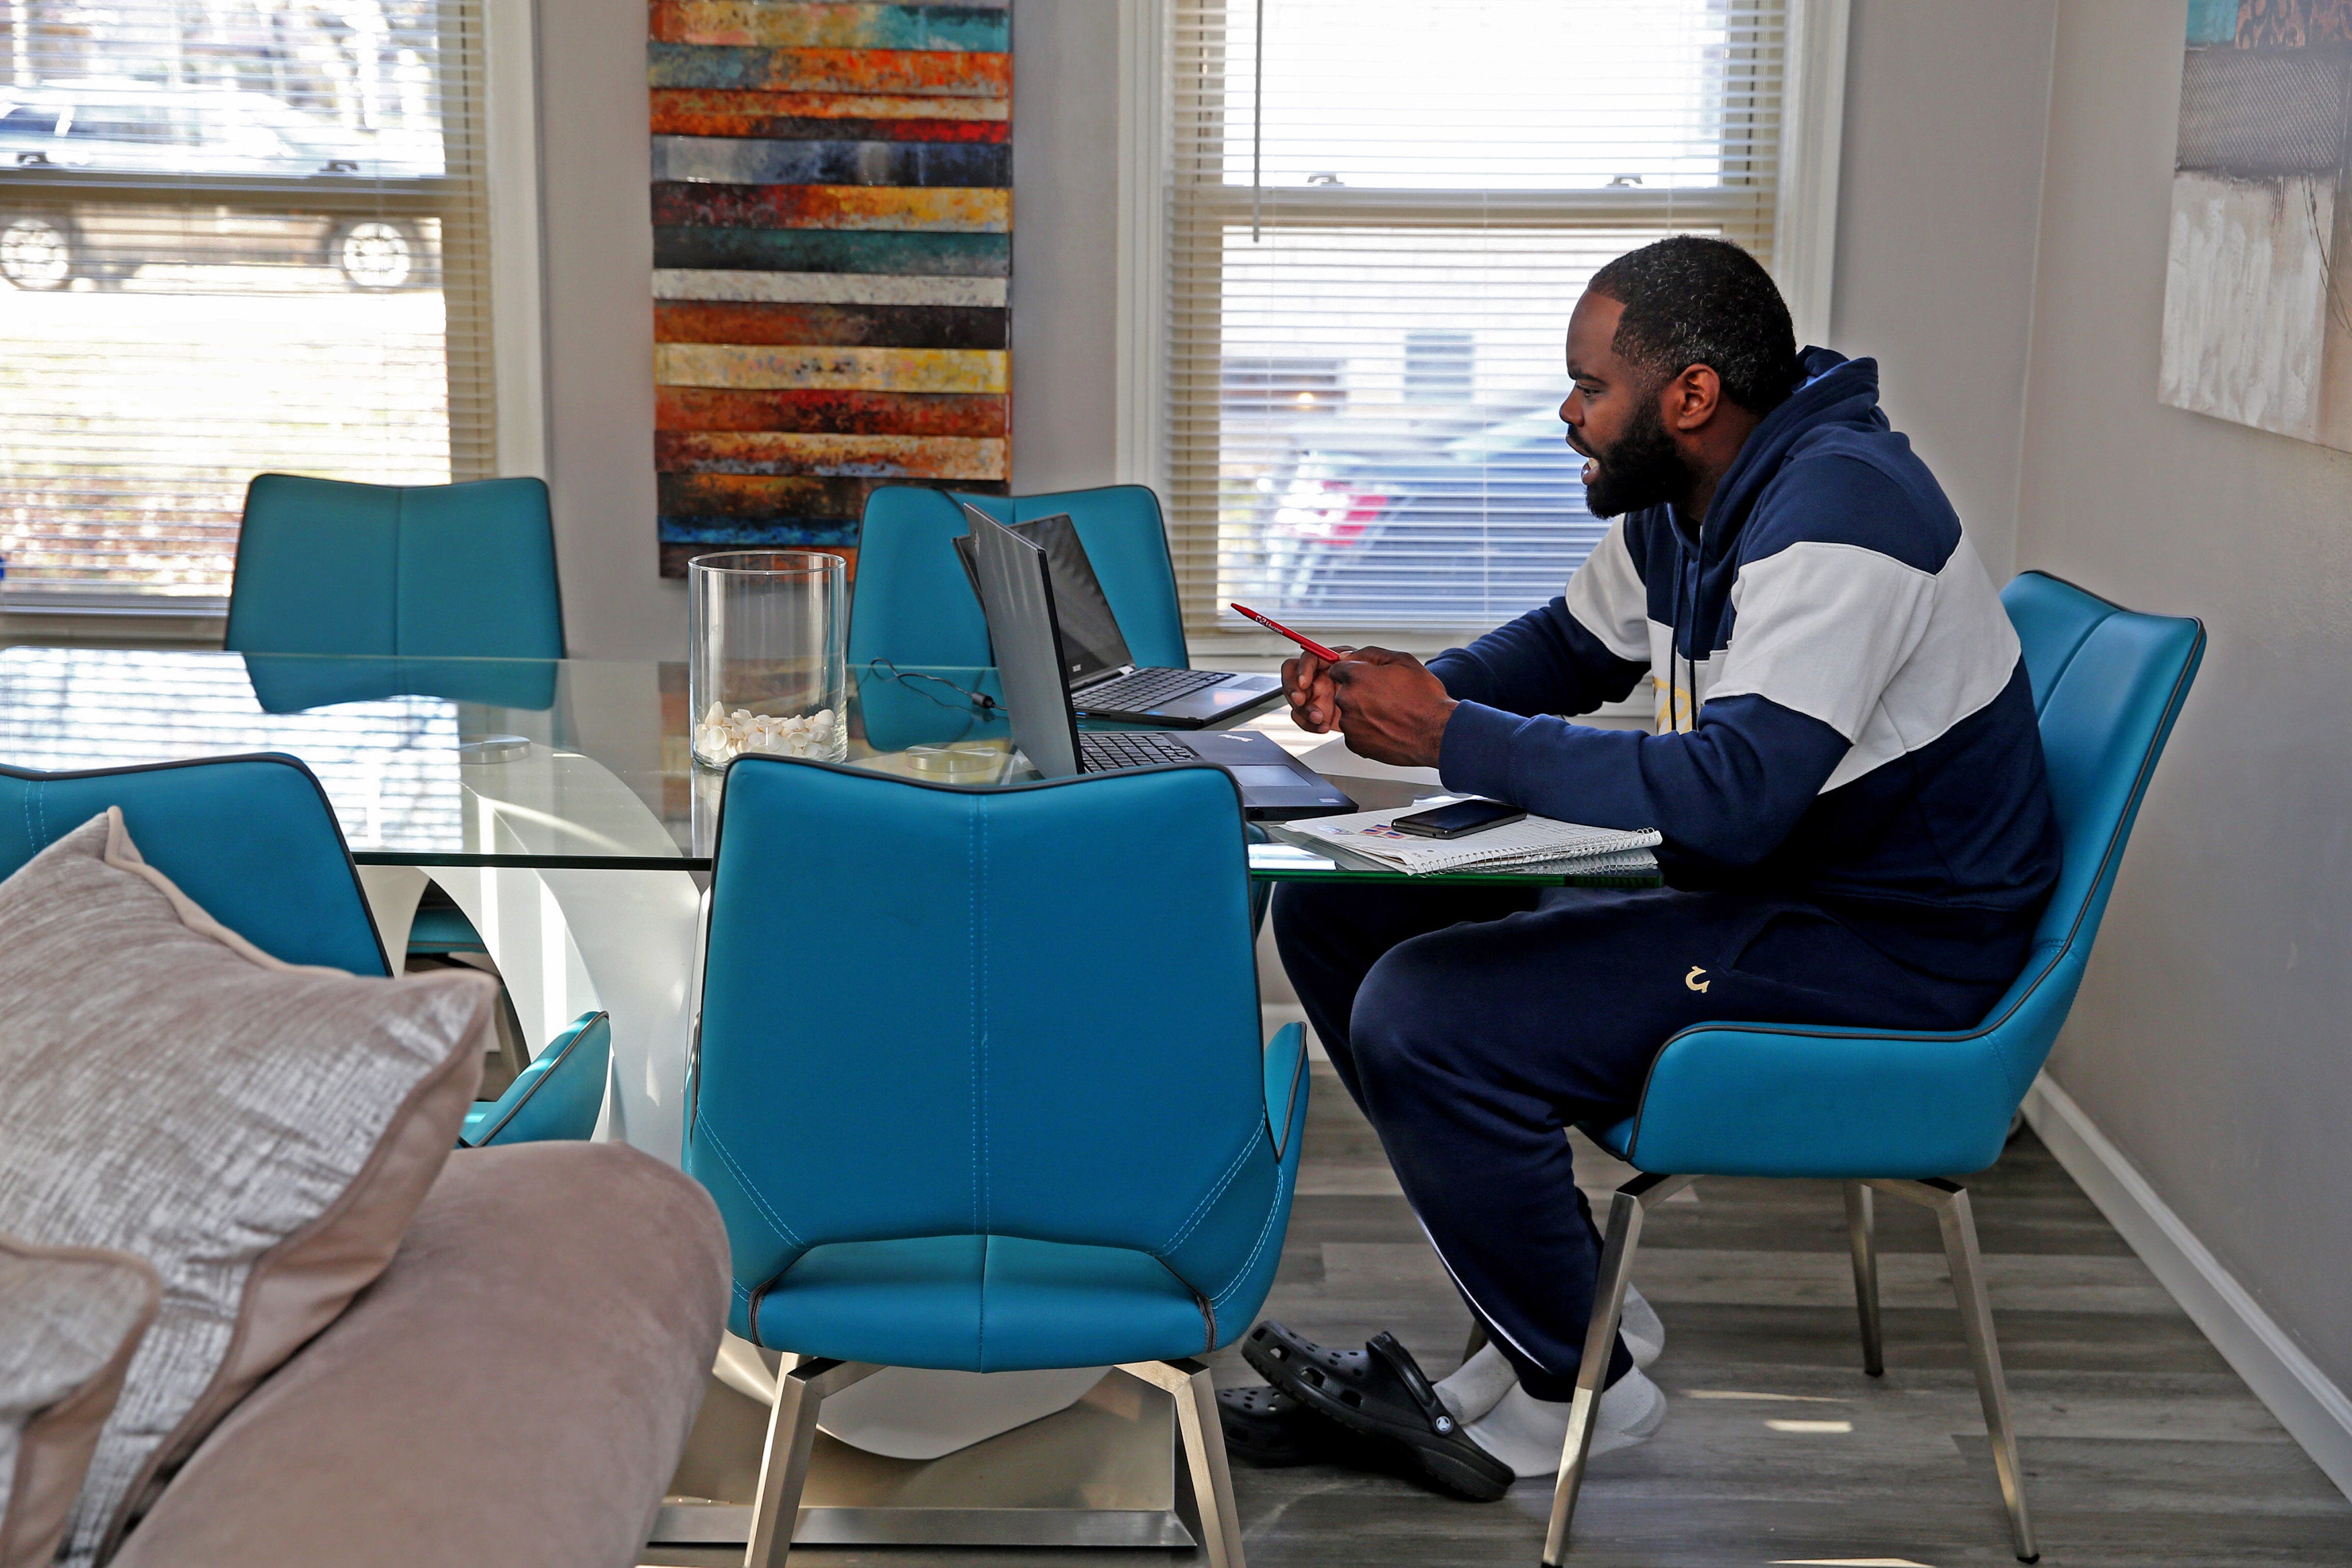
[1391,799,1526,839]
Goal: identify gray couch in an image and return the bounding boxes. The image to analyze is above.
[108,1142,729,1568]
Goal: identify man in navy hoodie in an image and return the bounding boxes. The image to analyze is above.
[1232,238,2060,1500]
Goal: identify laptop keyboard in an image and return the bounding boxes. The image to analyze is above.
[1073,666,1230,713]
[1079,731,1201,771]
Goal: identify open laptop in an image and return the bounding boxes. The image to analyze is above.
[965,508,1354,821]
[952,505,1282,728]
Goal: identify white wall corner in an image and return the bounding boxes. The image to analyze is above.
[1773,0,1850,349]
[2024,1072,2352,1502]
[486,0,550,479]
[1114,0,1171,496]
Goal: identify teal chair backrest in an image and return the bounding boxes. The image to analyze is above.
[0,755,389,976]
[689,757,1272,1300]
[462,1011,611,1147]
[1975,572,2205,1104]
[226,474,566,658]
[847,484,1188,669]
[1616,571,2205,1179]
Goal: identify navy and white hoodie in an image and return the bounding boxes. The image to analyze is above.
[1431,347,2060,984]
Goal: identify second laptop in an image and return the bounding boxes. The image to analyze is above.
[951,506,1282,728]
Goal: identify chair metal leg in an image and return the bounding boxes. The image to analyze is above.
[1543,1172,1693,1565]
[743,1356,880,1568]
[1120,1359,1245,1568]
[1843,1182,1886,1376]
[1872,1179,2039,1563]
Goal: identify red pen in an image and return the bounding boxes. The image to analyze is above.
[1230,603,1345,663]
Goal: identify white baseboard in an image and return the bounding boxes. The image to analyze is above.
[2023,1073,2352,1500]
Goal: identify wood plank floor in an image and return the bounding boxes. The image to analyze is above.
[704,1062,2352,1567]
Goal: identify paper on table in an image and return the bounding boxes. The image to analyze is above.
[1249,842,1336,871]
[1281,804,1661,875]
[1294,735,1444,786]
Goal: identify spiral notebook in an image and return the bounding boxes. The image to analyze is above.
[1278,801,1662,875]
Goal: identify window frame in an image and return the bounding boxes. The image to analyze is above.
[0,0,547,635]
[1116,0,1849,663]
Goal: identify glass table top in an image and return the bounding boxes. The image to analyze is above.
[0,647,1655,885]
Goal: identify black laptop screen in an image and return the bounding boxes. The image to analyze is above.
[953,513,1132,681]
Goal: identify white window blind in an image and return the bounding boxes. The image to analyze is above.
[0,0,495,609]
[1167,0,1788,644]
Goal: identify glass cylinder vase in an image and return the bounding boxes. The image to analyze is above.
[687,551,848,767]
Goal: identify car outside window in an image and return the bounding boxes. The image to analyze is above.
[0,5,495,610]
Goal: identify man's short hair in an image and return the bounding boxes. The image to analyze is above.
[1586,236,1800,415]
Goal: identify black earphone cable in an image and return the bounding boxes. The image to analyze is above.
[864,658,1006,720]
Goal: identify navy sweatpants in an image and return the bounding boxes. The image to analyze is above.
[1271,881,2016,1400]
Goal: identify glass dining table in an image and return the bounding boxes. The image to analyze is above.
[0,642,1659,1546]
[0,646,1653,1152]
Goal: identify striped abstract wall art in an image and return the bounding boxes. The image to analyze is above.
[650,1,1012,579]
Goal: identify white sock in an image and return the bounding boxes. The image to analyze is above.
[1434,1340,1516,1423]
[1620,1285,1665,1369]
[1436,1285,1663,1423]
[1461,1368,1668,1479]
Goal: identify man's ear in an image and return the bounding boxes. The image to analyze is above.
[1665,363,1722,433]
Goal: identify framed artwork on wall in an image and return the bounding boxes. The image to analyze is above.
[2162,0,2352,449]
[648,1,1013,579]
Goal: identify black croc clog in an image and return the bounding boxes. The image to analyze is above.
[1241,1321,1515,1501]
[1216,1383,1334,1466]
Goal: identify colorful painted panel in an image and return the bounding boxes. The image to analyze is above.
[651,1,1011,578]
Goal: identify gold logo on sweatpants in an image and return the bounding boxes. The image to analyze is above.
[1685,967,1710,992]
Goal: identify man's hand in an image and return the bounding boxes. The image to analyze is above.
[1327,647,1457,768]
[1281,646,1355,733]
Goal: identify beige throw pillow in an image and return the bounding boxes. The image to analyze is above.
[0,1238,159,1568]
[0,809,492,1567]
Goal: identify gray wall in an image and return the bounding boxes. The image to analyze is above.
[1826,0,2054,581]
[2015,0,2352,1394]
[1007,0,1122,496]
[534,0,1114,658]
[537,0,669,658]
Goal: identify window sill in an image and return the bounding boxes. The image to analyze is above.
[1,599,227,649]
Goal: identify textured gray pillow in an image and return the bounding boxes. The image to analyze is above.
[0,1237,158,1568]
[0,808,493,1567]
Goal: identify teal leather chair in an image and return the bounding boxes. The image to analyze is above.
[227,473,565,960]
[0,754,609,1140]
[1541,573,2203,1566]
[687,755,1306,1566]
[225,474,565,658]
[847,484,1188,670]
[0,754,389,974]
[460,1011,610,1147]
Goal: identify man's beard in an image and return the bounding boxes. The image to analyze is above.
[1580,396,1690,519]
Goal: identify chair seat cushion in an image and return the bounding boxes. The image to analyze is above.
[1586,1118,1636,1160]
[752,1235,1214,1373]
[404,905,487,954]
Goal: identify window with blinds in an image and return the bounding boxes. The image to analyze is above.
[0,0,494,609]
[1167,0,1788,643]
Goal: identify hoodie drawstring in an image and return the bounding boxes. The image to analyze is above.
[1666,521,1703,735]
